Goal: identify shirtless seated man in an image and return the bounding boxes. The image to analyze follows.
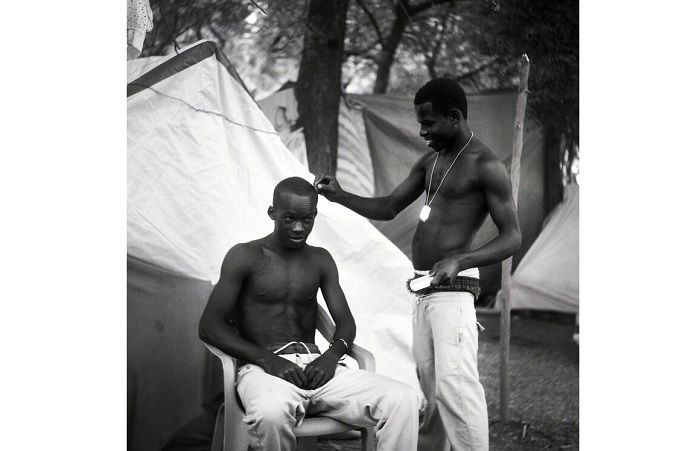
[199,176,420,451]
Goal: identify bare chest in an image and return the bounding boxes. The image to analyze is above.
[245,251,321,304]
[424,155,481,201]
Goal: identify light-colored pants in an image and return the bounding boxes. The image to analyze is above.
[413,291,489,451]
[237,353,421,451]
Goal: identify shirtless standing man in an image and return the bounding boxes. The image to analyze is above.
[199,177,420,451]
[314,78,521,451]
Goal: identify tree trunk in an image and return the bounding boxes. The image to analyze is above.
[373,5,409,94]
[296,0,350,176]
[543,126,564,214]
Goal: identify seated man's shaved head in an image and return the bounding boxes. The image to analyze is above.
[273,176,318,207]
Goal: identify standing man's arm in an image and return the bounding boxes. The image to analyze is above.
[430,157,522,284]
[303,248,356,388]
[199,245,308,387]
[314,154,428,220]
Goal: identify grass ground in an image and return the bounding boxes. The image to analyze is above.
[318,311,579,450]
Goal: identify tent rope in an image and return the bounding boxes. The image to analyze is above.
[128,84,279,136]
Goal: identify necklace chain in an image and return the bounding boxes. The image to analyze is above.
[425,131,474,206]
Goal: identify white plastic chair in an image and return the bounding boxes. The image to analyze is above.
[205,305,377,451]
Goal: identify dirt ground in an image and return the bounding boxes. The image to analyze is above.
[318,311,579,451]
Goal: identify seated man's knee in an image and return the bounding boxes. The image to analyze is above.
[245,402,297,428]
[383,382,420,412]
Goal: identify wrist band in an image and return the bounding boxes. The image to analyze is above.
[330,338,349,352]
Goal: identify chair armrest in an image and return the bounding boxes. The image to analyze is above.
[203,343,240,407]
[316,304,336,342]
[349,343,375,372]
[203,342,247,450]
[204,343,239,379]
[316,304,376,372]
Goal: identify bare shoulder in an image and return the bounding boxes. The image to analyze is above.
[221,240,264,272]
[306,245,335,265]
[306,245,340,278]
[412,151,436,172]
[473,141,510,188]
[307,246,341,284]
[473,140,503,167]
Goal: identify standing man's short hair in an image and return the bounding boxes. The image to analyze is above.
[414,78,468,120]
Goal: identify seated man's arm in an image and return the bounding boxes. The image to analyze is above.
[431,157,522,284]
[199,244,308,387]
[314,154,428,220]
[303,248,356,388]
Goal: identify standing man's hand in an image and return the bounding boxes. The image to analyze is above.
[259,354,308,388]
[303,352,338,389]
[429,257,461,285]
[314,174,343,201]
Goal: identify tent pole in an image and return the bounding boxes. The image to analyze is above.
[499,54,530,423]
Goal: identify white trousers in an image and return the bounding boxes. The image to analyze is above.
[237,353,421,451]
[413,291,489,451]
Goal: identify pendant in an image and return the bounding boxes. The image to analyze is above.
[419,205,431,222]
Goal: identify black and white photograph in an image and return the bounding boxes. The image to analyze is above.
[8,1,700,450]
[126,1,578,450]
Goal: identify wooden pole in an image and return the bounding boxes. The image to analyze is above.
[499,53,530,423]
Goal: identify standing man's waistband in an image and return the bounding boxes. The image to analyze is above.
[414,267,480,279]
[408,268,481,299]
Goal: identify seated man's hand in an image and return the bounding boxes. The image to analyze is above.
[259,354,308,388]
[303,352,338,389]
[313,174,343,201]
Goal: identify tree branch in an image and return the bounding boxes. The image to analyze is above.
[396,0,411,19]
[355,0,385,47]
[454,56,503,82]
[209,25,228,49]
[248,0,267,14]
[269,1,310,53]
[345,38,382,57]
[425,6,452,77]
[409,0,467,17]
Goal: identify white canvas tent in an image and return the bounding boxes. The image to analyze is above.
[127,41,420,450]
[509,184,579,313]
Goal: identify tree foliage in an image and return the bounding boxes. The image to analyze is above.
[342,0,495,95]
[142,1,312,98]
[343,0,579,199]
[141,0,253,56]
[141,0,577,134]
[473,0,579,143]
[139,0,578,196]
[473,0,580,200]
